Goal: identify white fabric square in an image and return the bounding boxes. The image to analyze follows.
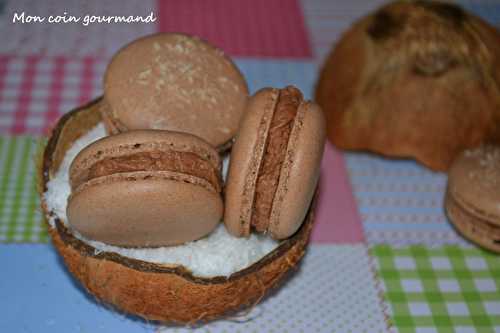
[59,101,79,113]
[438,279,460,292]
[484,301,500,315]
[465,257,487,271]
[430,257,452,270]
[26,116,45,128]
[0,114,14,126]
[401,279,424,292]
[386,303,394,316]
[92,86,102,98]
[1,87,20,98]
[36,59,54,73]
[32,74,52,85]
[31,88,51,99]
[63,75,81,85]
[394,256,416,270]
[474,279,497,292]
[377,279,388,292]
[65,61,83,73]
[446,302,469,316]
[93,61,106,74]
[415,328,438,333]
[7,58,26,72]
[408,302,431,316]
[12,234,24,241]
[4,74,23,85]
[28,100,48,113]
[454,327,477,333]
[0,100,17,112]
[61,88,80,99]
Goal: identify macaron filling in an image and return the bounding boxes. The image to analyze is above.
[72,150,221,193]
[446,192,500,243]
[251,86,303,232]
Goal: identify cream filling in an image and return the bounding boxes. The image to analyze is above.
[44,123,278,278]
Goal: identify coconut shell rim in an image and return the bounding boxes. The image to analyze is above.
[40,96,314,285]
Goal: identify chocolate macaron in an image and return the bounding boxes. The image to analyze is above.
[445,146,500,253]
[67,130,223,247]
[103,33,249,151]
[224,86,326,240]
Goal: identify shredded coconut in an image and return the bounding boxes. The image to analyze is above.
[44,123,277,277]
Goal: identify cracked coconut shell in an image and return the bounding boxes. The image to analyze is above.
[315,1,500,171]
[39,98,315,323]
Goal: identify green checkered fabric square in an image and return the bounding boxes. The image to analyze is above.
[372,245,500,333]
[0,136,47,243]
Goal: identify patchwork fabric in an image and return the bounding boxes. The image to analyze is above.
[345,154,467,246]
[0,136,46,242]
[158,0,312,58]
[0,55,103,135]
[1,0,500,332]
[159,245,389,333]
[0,0,156,56]
[373,245,500,333]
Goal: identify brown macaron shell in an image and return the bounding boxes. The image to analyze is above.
[447,146,500,223]
[67,130,223,247]
[103,33,249,149]
[224,88,278,237]
[224,87,326,239]
[445,191,500,252]
[445,146,500,252]
[268,101,325,239]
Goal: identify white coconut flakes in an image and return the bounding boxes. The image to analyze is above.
[44,123,278,278]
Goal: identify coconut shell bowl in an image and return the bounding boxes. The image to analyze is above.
[39,98,316,324]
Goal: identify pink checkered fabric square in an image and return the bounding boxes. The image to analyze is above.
[158,0,312,58]
[0,0,156,57]
[0,56,105,135]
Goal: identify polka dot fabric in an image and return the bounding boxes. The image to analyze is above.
[158,245,389,333]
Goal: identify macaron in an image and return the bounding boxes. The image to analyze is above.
[103,33,249,151]
[67,130,223,247]
[445,146,500,253]
[224,86,326,240]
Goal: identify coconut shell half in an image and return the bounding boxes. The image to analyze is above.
[315,1,500,171]
[39,97,315,324]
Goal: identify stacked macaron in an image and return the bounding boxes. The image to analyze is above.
[445,146,500,253]
[66,33,326,247]
[67,130,223,247]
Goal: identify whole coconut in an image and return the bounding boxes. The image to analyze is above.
[315,0,500,171]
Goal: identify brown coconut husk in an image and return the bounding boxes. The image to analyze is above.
[39,97,315,324]
[315,1,500,171]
